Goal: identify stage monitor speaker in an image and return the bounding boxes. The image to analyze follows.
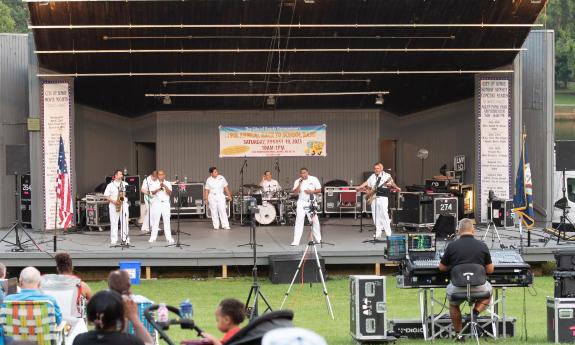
[5,145,29,175]
[554,271,575,298]
[432,215,456,240]
[269,254,326,284]
[555,141,575,171]
[555,250,575,271]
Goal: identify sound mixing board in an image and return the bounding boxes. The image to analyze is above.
[397,250,533,288]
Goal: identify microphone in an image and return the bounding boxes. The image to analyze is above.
[175,174,179,183]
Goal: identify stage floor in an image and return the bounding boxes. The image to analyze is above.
[0,217,568,268]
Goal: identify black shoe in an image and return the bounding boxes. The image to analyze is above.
[455,335,465,343]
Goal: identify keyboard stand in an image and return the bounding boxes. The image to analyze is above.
[419,287,508,340]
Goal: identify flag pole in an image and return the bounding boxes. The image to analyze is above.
[522,125,532,247]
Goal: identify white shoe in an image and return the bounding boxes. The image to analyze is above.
[111,241,117,245]
[213,227,220,230]
[223,227,231,230]
[168,239,175,244]
[148,239,156,243]
[290,242,298,246]
[141,229,150,233]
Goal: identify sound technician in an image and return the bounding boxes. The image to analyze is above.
[438,218,494,341]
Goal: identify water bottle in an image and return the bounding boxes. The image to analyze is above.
[180,299,193,319]
[158,303,169,324]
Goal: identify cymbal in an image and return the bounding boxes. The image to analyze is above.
[243,184,262,190]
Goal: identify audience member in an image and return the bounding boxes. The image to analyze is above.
[262,328,327,345]
[0,263,6,302]
[55,253,93,300]
[108,270,132,295]
[72,290,154,345]
[4,267,62,324]
[201,299,245,345]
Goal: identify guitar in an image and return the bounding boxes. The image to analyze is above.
[361,177,398,204]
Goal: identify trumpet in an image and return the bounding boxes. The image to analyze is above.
[159,179,166,191]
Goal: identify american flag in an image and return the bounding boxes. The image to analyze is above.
[56,136,73,228]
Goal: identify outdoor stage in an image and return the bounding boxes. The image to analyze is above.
[0,216,568,269]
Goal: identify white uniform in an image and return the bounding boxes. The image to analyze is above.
[140,176,155,232]
[260,179,281,192]
[149,179,174,243]
[292,176,322,245]
[103,180,130,244]
[367,172,392,238]
[205,175,230,229]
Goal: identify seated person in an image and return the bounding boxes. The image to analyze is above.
[0,263,6,302]
[439,219,494,342]
[72,290,154,345]
[108,270,133,296]
[4,267,62,324]
[201,299,245,345]
[55,252,93,301]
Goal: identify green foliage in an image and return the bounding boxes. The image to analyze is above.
[88,275,553,345]
[0,0,28,33]
[540,0,575,87]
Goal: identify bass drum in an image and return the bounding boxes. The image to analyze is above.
[255,202,277,225]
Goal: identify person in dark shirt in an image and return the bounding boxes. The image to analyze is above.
[439,218,494,341]
[73,290,154,345]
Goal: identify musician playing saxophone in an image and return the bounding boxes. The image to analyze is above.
[358,162,401,239]
[104,170,130,245]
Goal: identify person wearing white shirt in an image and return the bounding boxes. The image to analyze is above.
[139,170,157,233]
[358,162,401,238]
[291,168,322,246]
[259,170,282,196]
[103,170,130,245]
[204,167,233,230]
[148,170,174,243]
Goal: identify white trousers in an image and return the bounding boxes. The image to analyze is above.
[150,200,173,241]
[372,196,391,237]
[109,204,129,243]
[140,202,151,231]
[208,195,229,229]
[293,200,321,244]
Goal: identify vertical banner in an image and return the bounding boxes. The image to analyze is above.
[475,76,512,223]
[219,125,327,157]
[41,81,73,230]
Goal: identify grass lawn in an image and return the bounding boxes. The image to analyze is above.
[88,275,554,345]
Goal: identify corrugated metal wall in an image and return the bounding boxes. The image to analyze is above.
[0,34,29,227]
[517,30,555,222]
[156,109,379,189]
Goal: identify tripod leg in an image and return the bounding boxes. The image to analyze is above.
[311,243,334,319]
[280,244,311,309]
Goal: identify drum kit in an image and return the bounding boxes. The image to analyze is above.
[233,184,298,226]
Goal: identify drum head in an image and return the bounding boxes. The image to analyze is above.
[255,203,277,225]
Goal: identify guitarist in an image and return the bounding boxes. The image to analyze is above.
[358,162,401,238]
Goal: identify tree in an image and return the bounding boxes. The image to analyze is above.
[0,1,15,33]
[539,0,575,87]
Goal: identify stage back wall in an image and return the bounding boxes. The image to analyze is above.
[156,110,379,188]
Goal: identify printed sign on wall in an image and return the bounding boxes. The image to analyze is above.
[219,125,327,157]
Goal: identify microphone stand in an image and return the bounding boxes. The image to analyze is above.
[239,158,248,225]
[168,175,189,248]
[274,159,280,189]
[144,174,152,233]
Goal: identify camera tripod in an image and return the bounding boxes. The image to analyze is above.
[244,198,272,320]
[482,201,505,249]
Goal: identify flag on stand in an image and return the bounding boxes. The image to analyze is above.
[56,136,73,229]
[513,129,535,228]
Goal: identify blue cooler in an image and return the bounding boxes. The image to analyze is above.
[119,261,141,285]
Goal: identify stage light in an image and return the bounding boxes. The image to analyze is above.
[163,95,172,105]
[266,95,276,106]
[375,93,384,105]
[304,0,315,3]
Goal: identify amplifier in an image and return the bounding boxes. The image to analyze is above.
[554,272,575,298]
[170,183,204,215]
[269,254,326,284]
[547,297,575,343]
[390,318,516,339]
[555,250,575,271]
[85,194,110,227]
[350,276,388,341]
[323,187,362,214]
[206,201,231,218]
[433,197,458,221]
[397,192,434,226]
[425,179,450,191]
[489,199,514,228]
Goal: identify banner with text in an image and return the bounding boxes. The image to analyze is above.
[475,76,512,223]
[219,125,327,157]
[42,81,74,230]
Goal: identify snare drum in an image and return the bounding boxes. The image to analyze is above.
[255,202,277,225]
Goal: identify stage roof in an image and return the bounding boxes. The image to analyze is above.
[28,0,547,117]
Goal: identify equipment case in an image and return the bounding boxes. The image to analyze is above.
[547,297,575,343]
[350,275,389,341]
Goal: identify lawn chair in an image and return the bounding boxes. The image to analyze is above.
[0,300,68,345]
[128,295,159,345]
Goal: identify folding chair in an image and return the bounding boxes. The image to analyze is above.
[339,190,358,219]
[0,300,68,345]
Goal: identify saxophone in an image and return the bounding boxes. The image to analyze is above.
[116,185,125,212]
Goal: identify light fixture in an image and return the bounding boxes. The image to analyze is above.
[162,95,172,105]
[416,148,429,184]
[375,93,384,105]
[266,96,276,106]
[304,0,315,3]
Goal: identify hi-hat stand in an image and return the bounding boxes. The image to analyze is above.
[279,234,335,319]
[0,173,43,252]
[244,200,272,320]
[168,178,189,248]
[482,200,505,249]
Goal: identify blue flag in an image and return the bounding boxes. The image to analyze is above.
[513,133,534,228]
